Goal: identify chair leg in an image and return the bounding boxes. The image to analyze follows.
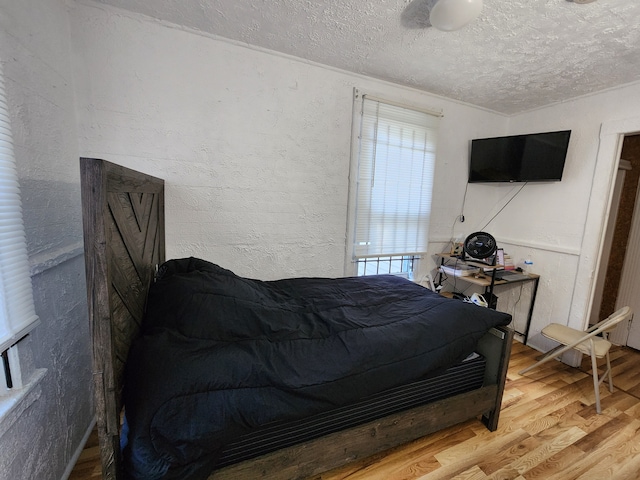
[534,344,564,361]
[591,351,602,414]
[605,351,614,393]
[519,342,581,375]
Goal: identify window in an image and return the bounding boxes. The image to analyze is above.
[356,254,418,277]
[0,65,39,394]
[348,93,440,277]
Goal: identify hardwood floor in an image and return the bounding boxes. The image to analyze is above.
[69,341,640,479]
[69,425,101,479]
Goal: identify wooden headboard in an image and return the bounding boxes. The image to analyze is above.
[80,158,165,479]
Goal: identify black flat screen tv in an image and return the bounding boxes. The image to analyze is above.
[468,130,571,183]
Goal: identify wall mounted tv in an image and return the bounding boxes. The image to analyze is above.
[468,130,571,183]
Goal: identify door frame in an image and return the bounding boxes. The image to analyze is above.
[580,117,640,332]
[589,159,629,328]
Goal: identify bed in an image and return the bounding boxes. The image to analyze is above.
[80,157,514,480]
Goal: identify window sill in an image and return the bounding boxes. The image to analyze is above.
[0,368,47,438]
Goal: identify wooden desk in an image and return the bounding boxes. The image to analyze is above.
[435,254,539,344]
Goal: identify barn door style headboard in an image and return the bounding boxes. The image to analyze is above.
[80,158,165,479]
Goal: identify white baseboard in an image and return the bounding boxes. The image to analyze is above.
[60,417,97,480]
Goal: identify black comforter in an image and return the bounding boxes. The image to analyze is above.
[122,257,511,479]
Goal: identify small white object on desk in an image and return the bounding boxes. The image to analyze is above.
[440,264,480,277]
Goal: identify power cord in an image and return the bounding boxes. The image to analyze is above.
[480,182,528,231]
[450,183,470,247]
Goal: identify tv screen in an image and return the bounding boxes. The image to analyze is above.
[468,130,571,183]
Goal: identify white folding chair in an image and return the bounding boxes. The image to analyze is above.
[519,306,633,414]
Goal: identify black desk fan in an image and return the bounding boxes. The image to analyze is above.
[461,231,498,308]
[462,231,498,265]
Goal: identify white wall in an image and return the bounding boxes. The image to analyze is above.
[480,86,640,353]
[434,94,640,355]
[2,0,638,474]
[69,2,508,282]
[68,2,640,357]
[0,0,93,479]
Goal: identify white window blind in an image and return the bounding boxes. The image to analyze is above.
[0,65,39,353]
[353,96,439,258]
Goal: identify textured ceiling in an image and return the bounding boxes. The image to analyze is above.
[90,0,640,114]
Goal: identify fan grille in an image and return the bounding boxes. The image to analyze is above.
[463,232,497,260]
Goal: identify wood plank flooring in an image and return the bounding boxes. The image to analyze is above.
[69,424,101,479]
[69,341,640,479]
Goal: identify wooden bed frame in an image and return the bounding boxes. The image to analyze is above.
[80,157,513,480]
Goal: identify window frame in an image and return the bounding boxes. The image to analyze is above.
[0,64,39,395]
[345,90,441,277]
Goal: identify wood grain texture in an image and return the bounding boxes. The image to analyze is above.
[314,343,640,480]
[80,158,165,480]
[72,342,640,480]
[210,386,500,480]
[209,327,512,480]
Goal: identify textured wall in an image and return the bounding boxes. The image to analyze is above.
[88,0,640,116]
[69,2,508,281]
[0,258,91,479]
[1,0,638,476]
[504,84,640,352]
[1,1,638,475]
[0,0,93,479]
[67,1,640,356]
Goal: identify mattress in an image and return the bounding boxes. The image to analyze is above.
[122,258,512,479]
[216,352,486,468]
